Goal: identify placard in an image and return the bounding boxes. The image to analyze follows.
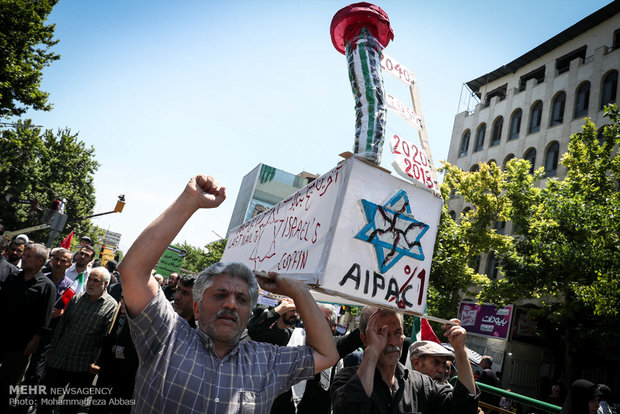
[458,302,513,340]
[386,93,421,130]
[223,157,443,314]
[390,134,437,191]
[156,245,186,279]
[381,53,415,86]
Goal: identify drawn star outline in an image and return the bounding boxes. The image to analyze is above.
[355,189,429,273]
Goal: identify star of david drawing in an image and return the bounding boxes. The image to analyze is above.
[355,189,429,273]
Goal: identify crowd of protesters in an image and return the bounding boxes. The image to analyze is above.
[0,175,616,414]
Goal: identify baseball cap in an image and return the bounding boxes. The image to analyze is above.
[409,341,454,359]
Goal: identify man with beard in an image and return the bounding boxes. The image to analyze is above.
[409,340,455,384]
[247,298,298,346]
[330,306,479,414]
[39,267,117,414]
[0,235,19,282]
[65,245,95,289]
[163,272,179,301]
[4,237,26,267]
[118,174,338,413]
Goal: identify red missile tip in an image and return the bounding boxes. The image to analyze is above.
[330,2,394,55]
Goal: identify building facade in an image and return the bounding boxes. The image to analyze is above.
[226,163,317,236]
[445,1,620,399]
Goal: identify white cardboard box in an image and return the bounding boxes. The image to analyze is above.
[222,156,443,314]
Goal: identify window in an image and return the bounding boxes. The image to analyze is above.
[613,29,620,50]
[502,154,515,170]
[470,255,481,273]
[524,148,537,174]
[519,66,545,91]
[544,141,560,177]
[528,101,543,133]
[574,82,590,118]
[601,70,618,109]
[555,46,586,74]
[474,123,486,152]
[459,130,470,157]
[484,84,507,106]
[494,221,506,235]
[490,117,503,146]
[550,92,566,126]
[470,164,480,172]
[448,211,456,221]
[509,109,522,140]
[597,126,608,146]
[486,252,499,280]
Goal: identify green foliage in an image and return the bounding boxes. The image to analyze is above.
[180,239,227,274]
[0,121,100,244]
[0,0,60,118]
[486,105,620,321]
[429,160,532,319]
[433,106,619,340]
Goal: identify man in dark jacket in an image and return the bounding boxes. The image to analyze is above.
[330,306,479,414]
[1,243,55,411]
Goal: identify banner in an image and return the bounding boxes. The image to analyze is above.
[156,245,186,279]
[458,302,513,340]
[223,157,443,314]
[386,93,421,131]
[390,134,437,191]
[381,53,415,86]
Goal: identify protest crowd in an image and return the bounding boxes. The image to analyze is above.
[0,175,616,414]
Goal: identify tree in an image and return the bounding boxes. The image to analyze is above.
[479,106,620,379]
[433,105,619,380]
[428,158,534,320]
[180,239,227,274]
[0,0,60,118]
[0,121,101,244]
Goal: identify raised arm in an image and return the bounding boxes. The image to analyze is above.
[442,318,476,395]
[355,311,387,396]
[119,175,226,317]
[256,272,339,374]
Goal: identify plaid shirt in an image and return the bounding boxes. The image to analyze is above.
[129,290,315,414]
[49,292,117,372]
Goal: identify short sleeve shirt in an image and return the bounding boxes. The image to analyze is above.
[128,290,315,414]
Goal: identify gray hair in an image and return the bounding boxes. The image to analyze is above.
[193,262,258,309]
[25,243,49,262]
[359,306,404,335]
[91,266,111,285]
[319,303,338,326]
[51,247,72,257]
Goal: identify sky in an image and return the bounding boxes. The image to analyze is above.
[15,0,613,253]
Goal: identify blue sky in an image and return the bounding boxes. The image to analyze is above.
[17,0,612,252]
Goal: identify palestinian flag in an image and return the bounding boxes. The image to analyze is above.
[411,316,442,343]
[57,272,86,305]
[60,230,74,249]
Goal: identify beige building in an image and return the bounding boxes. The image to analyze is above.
[445,1,620,397]
[447,1,619,275]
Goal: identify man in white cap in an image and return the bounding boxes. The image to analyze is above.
[409,340,455,384]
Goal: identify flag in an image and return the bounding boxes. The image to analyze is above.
[421,318,441,344]
[411,316,441,343]
[68,272,86,296]
[60,230,74,249]
[55,284,76,309]
[411,315,422,341]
